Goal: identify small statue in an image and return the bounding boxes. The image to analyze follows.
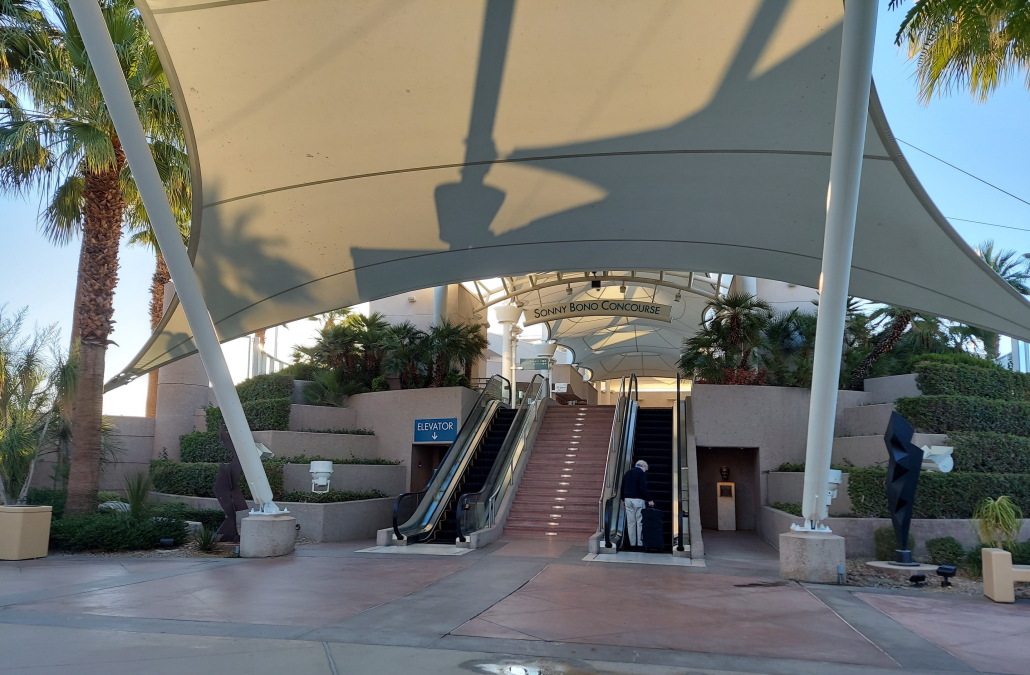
[213,424,249,543]
[884,412,924,565]
[719,466,730,482]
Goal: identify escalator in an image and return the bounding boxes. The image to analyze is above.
[392,375,513,544]
[429,407,517,542]
[633,408,674,550]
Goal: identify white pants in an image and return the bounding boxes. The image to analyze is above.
[624,498,646,546]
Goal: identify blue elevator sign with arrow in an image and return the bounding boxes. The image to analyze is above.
[413,418,458,444]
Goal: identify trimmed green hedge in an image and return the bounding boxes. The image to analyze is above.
[26,487,67,519]
[150,502,226,529]
[949,431,1030,474]
[278,489,386,503]
[180,431,231,463]
[908,352,1003,372]
[205,397,291,432]
[874,525,914,561]
[895,395,1030,436]
[151,459,285,500]
[771,502,802,516]
[236,374,294,403]
[915,363,1030,401]
[926,536,965,566]
[50,514,188,551]
[848,467,1030,518]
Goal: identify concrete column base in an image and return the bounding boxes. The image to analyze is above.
[779,531,845,583]
[240,514,296,558]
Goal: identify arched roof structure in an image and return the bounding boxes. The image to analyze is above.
[467,271,728,381]
[108,0,1030,390]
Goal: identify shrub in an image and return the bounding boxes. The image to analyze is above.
[278,489,386,503]
[180,431,231,463]
[907,352,1004,373]
[775,462,805,472]
[914,363,1030,400]
[97,491,120,503]
[26,487,66,519]
[442,371,471,388]
[874,525,914,561]
[278,362,317,381]
[950,432,1030,473]
[771,502,802,516]
[236,374,294,403]
[371,376,389,392]
[298,427,375,436]
[973,495,1024,548]
[206,397,292,432]
[149,502,226,529]
[49,513,188,551]
[964,541,1030,577]
[925,536,966,566]
[849,467,1030,518]
[150,459,285,500]
[895,395,1030,436]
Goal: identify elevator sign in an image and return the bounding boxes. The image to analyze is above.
[523,299,672,326]
[414,418,458,444]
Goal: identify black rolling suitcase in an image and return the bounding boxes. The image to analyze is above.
[641,507,664,551]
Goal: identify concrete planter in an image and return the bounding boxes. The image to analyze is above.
[760,505,1030,559]
[282,463,405,496]
[251,430,379,461]
[0,505,52,560]
[150,492,394,542]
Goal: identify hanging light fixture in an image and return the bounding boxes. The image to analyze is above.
[620,283,626,293]
[674,291,682,302]
[566,284,573,295]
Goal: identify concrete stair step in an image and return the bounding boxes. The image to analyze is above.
[837,403,895,437]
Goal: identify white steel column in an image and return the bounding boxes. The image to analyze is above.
[433,286,449,327]
[494,305,523,402]
[69,0,278,512]
[798,0,878,531]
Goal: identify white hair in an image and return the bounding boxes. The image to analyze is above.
[635,460,648,470]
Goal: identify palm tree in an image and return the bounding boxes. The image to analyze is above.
[383,322,429,389]
[891,0,1030,102]
[0,306,64,505]
[971,239,1030,357]
[1,0,186,513]
[425,321,489,387]
[848,306,915,390]
[346,312,392,381]
[702,292,774,370]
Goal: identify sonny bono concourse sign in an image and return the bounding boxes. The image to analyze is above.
[523,299,672,326]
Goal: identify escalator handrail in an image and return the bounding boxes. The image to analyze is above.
[455,374,548,541]
[392,375,509,541]
[597,377,627,539]
[603,398,638,549]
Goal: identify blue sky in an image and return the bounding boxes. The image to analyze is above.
[1,3,1028,416]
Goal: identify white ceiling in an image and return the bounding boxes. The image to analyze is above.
[107,0,1030,389]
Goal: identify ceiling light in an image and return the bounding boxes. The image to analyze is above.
[566,284,572,295]
[674,291,682,302]
[620,283,626,293]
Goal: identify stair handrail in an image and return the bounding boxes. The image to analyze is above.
[672,373,685,552]
[456,374,548,541]
[392,375,509,542]
[598,374,639,549]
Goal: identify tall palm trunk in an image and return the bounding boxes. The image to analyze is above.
[66,140,126,515]
[145,254,170,417]
[848,310,914,391]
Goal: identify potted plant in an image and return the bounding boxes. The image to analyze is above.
[0,308,73,560]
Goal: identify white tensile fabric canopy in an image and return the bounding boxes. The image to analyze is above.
[108,0,1030,390]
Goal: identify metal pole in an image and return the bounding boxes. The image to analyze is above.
[798,0,877,531]
[68,0,279,512]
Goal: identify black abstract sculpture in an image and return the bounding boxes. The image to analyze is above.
[883,412,924,565]
[214,424,249,543]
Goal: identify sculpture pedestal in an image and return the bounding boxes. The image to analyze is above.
[240,514,296,558]
[717,481,736,531]
[779,531,845,583]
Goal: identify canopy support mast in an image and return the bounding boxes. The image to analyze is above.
[69,0,279,513]
[797,0,878,532]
